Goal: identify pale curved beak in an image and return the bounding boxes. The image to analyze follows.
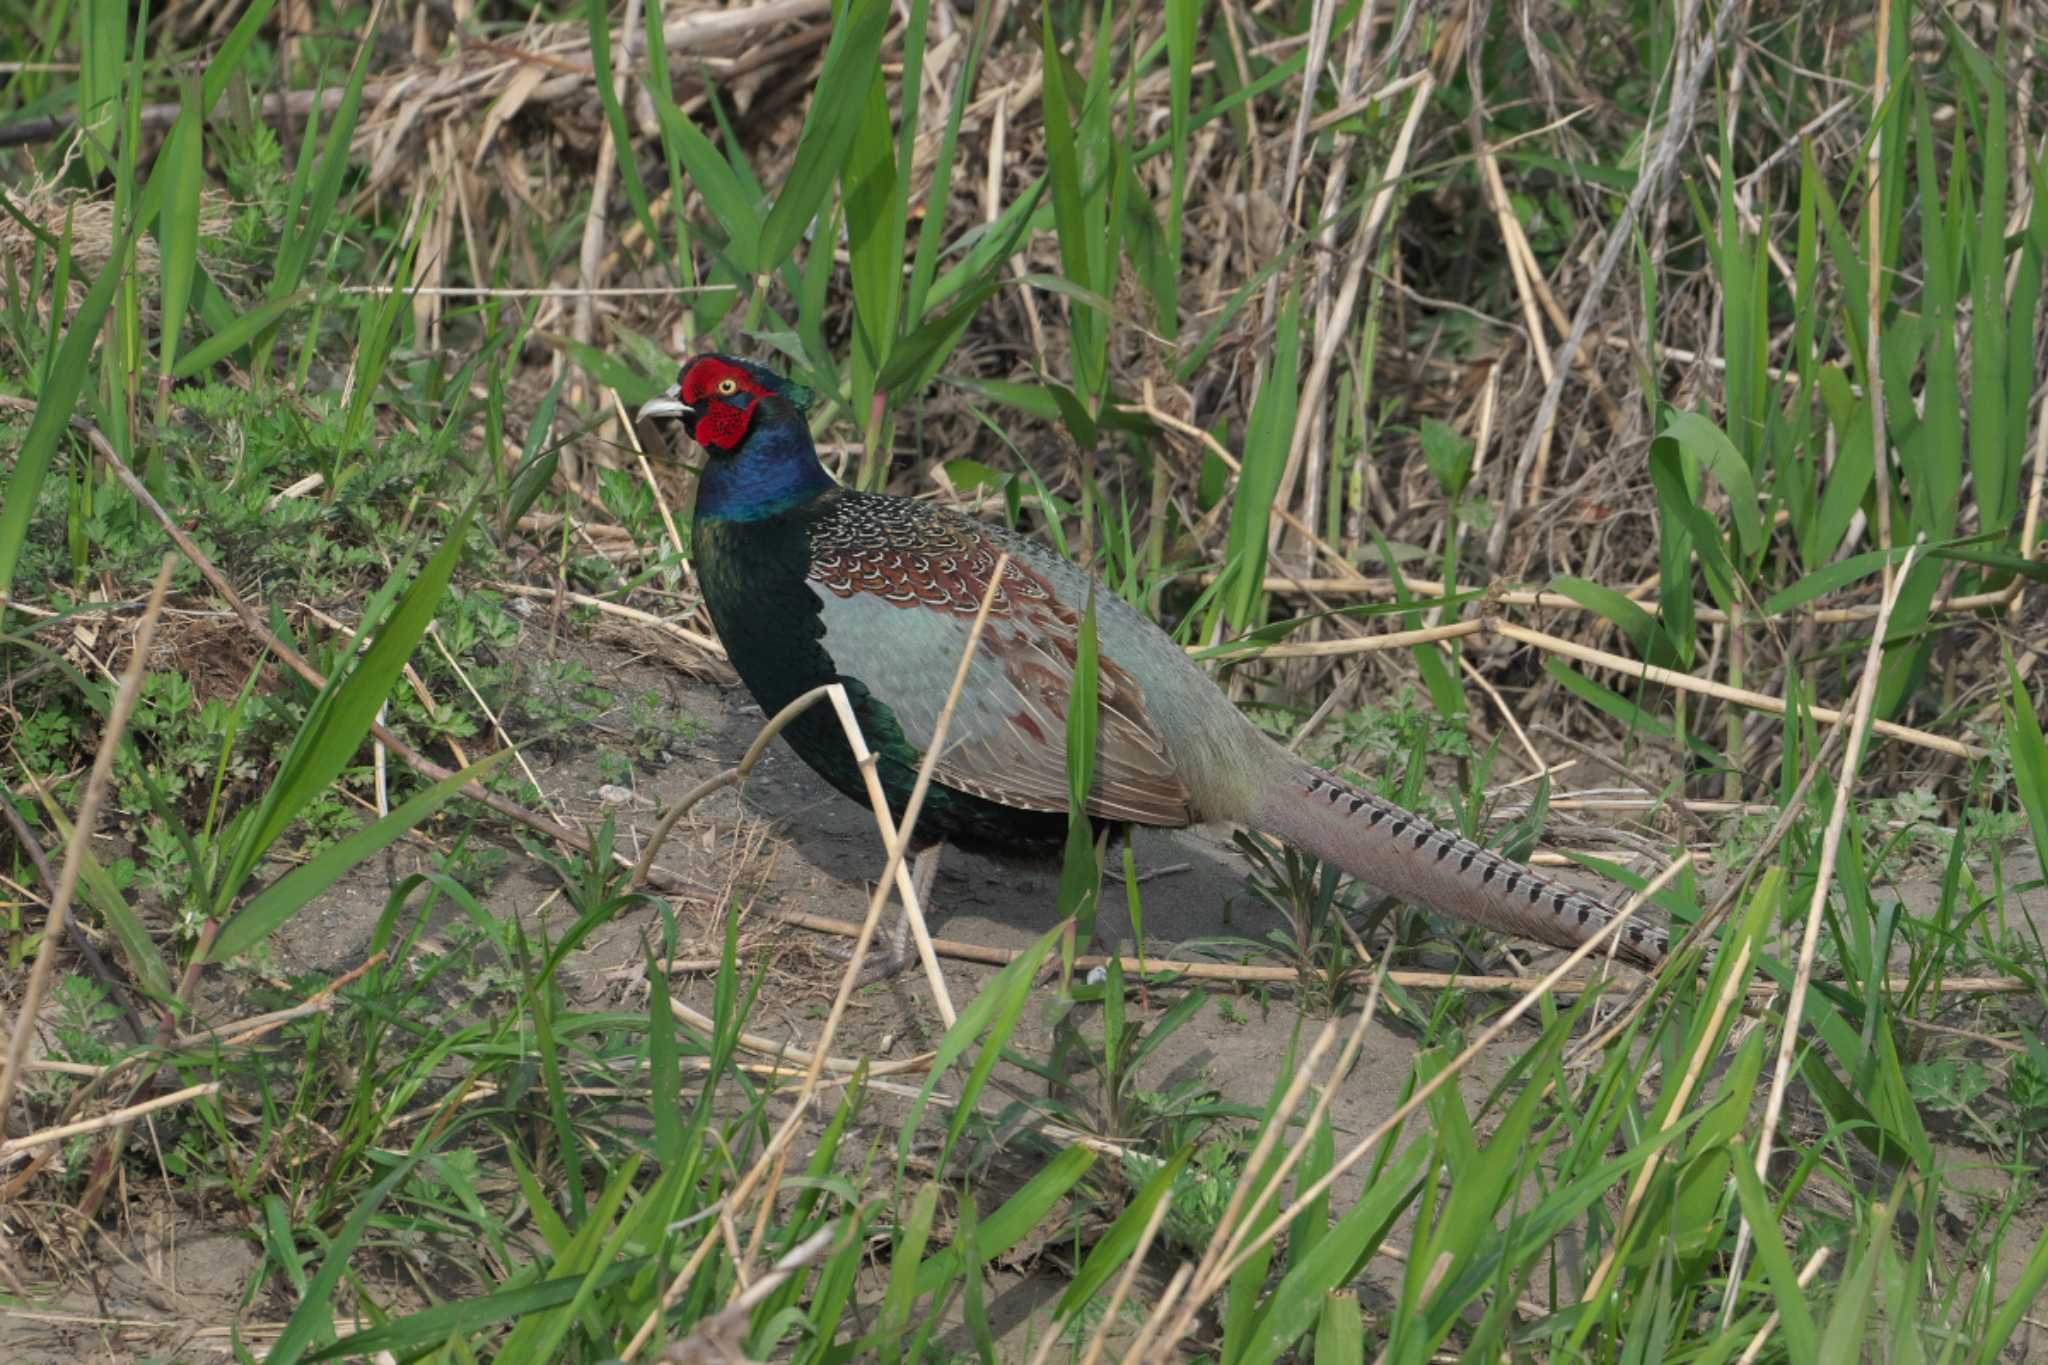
[637,388,690,423]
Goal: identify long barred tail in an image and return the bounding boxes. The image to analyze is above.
[1250,760,1669,969]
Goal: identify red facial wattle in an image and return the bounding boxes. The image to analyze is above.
[676,358,772,452]
[693,393,759,450]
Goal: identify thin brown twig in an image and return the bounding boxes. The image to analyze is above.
[0,556,175,1138]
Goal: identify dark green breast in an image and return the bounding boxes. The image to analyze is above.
[695,493,1072,857]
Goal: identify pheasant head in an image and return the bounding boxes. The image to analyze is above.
[638,353,830,521]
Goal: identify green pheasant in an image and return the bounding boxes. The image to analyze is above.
[638,354,1669,973]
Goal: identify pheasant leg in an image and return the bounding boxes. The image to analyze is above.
[838,841,945,986]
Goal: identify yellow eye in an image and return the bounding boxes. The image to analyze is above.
[717,378,739,396]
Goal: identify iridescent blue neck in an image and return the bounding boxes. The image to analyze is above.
[695,416,837,522]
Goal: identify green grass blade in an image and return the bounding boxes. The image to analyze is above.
[33,789,175,1002]
[1970,1216,2048,1365]
[170,291,308,379]
[269,29,373,316]
[1161,0,1199,338]
[1221,284,1300,630]
[310,1260,648,1361]
[75,0,124,177]
[1039,4,1104,401]
[654,101,761,277]
[755,0,890,271]
[1054,1144,1192,1318]
[903,0,992,329]
[842,58,899,429]
[1728,1143,1820,1357]
[2006,656,2048,868]
[1058,591,1103,952]
[210,751,508,962]
[0,226,132,601]
[211,502,475,919]
[265,1148,437,1365]
[153,84,203,401]
[878,1182,940,1363]
[1545,575,1668,662]
[131,0,276,229]
[585,0,658,247]
[1314,1290,1366,1365]
[1816,1186,1901,1358]
[1239,1139,1430,1365]
[894,924,1063,1175]
[912,1144,1096,1296]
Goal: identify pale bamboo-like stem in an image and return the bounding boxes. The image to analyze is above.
[0,1082,220,1161]
[1175,568,2017,625]
[1734,1247,1833,1364]
[764,908,2026,995]
[664,998,935,1079]
[1725,540,1920,1313]
[1487,619,1983,759]
[1201,618,1481,659]
[733,561,1013,1283]
[1202,612,1979,757]
[620,558,1011,1359]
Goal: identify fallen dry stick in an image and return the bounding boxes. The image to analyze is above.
[760,909,2028,996]
[0,1082,221,1162]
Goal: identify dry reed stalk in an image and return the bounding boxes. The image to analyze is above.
[628,678,957,1021]
[1486,619,1984,759]
[1735,1247,1834,1364]
[1490,0,1748,567]
[490,581,725,658]
[663,998,936,1079]
[1133,1007,1372,1358]
[1186,611,1979,758]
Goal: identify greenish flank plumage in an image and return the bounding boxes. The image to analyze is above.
[694,500,1075,856]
